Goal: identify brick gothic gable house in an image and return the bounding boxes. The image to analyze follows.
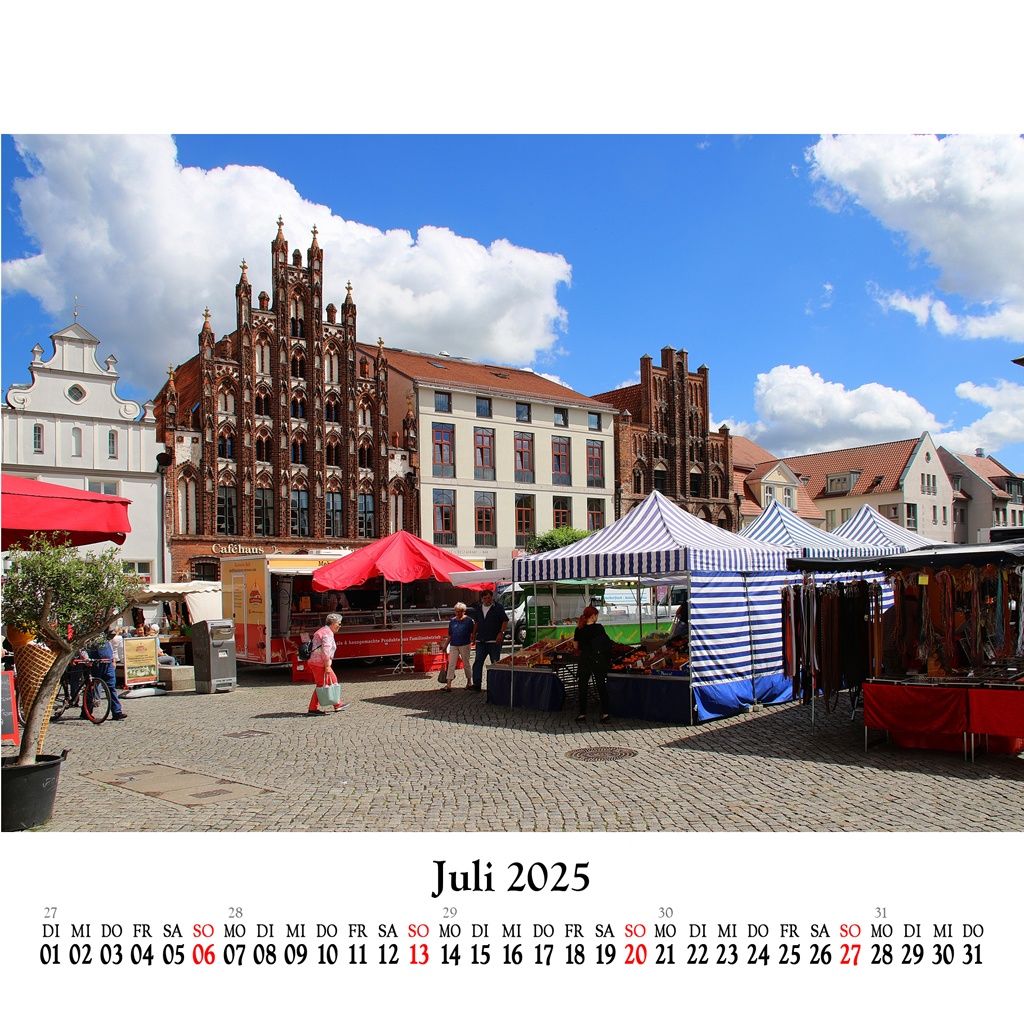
[592,346,735,529]
[153,220,388,582]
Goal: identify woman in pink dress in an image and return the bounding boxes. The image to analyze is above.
[307,613,346,715]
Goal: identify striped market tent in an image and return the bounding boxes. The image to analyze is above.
[741,499,901,557]
[833,502,949,551]
[514,490,790,581]
[513,491,795,721]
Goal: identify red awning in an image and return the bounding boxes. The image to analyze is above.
[1,474,133,549]
[312,530,489,591]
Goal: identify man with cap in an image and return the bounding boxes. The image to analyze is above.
[468,589,508,691]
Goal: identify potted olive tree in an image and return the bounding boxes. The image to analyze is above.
[2,534,142,829]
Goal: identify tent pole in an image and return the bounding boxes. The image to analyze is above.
[743,572,759,710]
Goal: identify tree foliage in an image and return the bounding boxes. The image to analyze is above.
[3,534,143,764]
[526,526,590,554]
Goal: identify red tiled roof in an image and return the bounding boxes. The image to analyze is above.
[954,452,1019,494]
[592,383,644,421]
[780,437,920,500]
[377,346,615,408]
[731,435,777,470]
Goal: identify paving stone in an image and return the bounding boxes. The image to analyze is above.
[3,662,1021,831]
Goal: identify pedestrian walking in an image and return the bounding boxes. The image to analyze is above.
[441,602,476,690]
[306,612,346,715]
[469,589,507,690]
[573,605,613,723]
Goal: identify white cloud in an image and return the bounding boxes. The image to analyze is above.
[805,281,834,315]
[727,363,1024,461]
[935,380,1024,455]
[808,134,1024,342]
[2,135,572,397]
[734,364,946,456]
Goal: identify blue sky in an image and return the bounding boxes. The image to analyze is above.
[5,133,1024,470]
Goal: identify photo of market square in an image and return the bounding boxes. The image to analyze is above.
[3,135,1022,833]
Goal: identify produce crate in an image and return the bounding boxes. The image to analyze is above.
[413,652,447,672]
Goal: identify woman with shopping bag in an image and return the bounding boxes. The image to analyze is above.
[306,613,346,715]
[440,602,476,691]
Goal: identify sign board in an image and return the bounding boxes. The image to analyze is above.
[123,637,158,686]
[1,670,18,745]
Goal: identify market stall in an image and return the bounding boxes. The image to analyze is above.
[510,490,792,722]
[742,499,896,718]
[788,540,1024,757]
[310,531,490,674]
[485,634,694,721]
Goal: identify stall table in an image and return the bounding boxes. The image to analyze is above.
[486,663,693,723]
[864,678,1024,759]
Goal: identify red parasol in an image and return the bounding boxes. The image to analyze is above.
[311,530,489,591]
[311,531,490,669]
[1,474,133,549]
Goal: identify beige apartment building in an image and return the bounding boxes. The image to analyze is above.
[380,347,617,567]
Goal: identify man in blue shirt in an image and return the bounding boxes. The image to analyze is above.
[468,589,508,691]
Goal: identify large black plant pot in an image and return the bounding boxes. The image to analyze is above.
[1,749,68,831]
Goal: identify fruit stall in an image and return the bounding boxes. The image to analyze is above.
[484,634,693,723]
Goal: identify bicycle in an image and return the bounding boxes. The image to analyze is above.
[50,660,114,724]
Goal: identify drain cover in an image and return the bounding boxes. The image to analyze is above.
[566,746,638,761]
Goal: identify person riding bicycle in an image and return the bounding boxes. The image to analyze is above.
[86,631,127,721]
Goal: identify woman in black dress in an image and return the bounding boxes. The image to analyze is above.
[573,605,613,724]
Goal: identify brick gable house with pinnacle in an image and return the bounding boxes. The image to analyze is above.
[152,219,389,582]
[592,346,736,528]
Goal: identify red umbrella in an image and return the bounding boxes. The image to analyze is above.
[311,530,489,591]
[1,474,132,549]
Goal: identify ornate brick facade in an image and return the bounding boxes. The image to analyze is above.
[152,220,389,581]
[592,346,736,529]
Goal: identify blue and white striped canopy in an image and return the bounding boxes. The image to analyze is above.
[833,502,947,551]
[740,499,898,557]
[513,490,789,581]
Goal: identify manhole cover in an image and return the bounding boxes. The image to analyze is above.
[224,730,271,738]
[566,746,638,762]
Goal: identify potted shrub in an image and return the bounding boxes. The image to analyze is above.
[2,534,142,829]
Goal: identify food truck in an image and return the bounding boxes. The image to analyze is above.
[220,552,463,671]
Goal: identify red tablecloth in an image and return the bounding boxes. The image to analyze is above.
[863,682,968,734]
[968,688,1024,738]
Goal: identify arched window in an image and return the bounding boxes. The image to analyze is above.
[324,399,339,423]
[218,433,235,459]
[217,389,236,414]
[291,438,307,465]
[358,400,372,429]
[290,355,306,378]
[325,348,340,383]
[358,441,373,469]
[178,476,198,535]
[357,492,375,538]
[255,436,271,462]
[290,396,306,419]
[359,357,370,379]
[289,297,305,338]
[255,391,271,416]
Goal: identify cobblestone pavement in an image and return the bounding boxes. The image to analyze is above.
[6,663,1022,832]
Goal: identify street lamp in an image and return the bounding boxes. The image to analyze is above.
[155,451,173,583]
